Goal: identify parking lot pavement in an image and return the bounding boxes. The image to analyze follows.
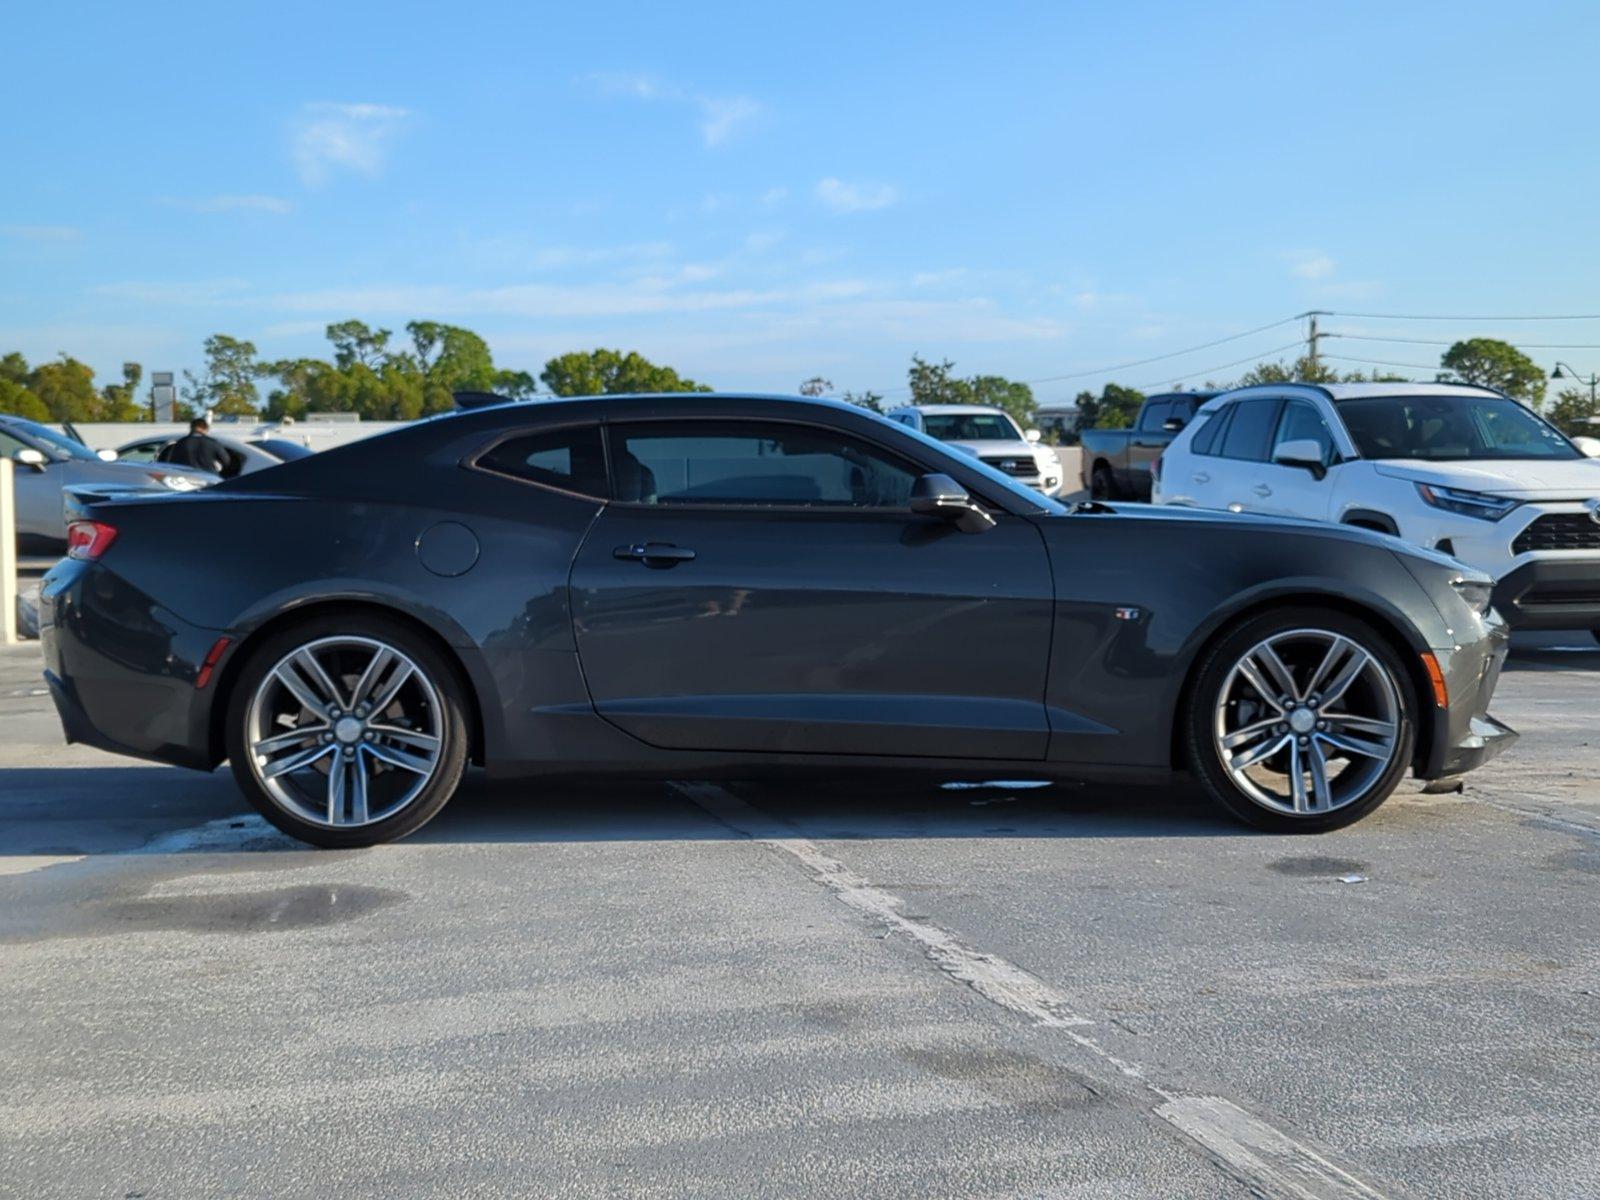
[1,637,1597,1199]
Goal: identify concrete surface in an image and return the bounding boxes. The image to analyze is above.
[0,634,1596,1198]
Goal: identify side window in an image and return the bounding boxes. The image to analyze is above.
[0,430,29,458]
[476,425,608,498]
[118,441,162,463]
[1219,400,1283,462]
[609,421,919,508]
[1272,402,1337,466]
[1138,401,1171,432]
[1190,406,1230,456]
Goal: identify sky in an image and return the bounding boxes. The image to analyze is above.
[6,0,1600,408]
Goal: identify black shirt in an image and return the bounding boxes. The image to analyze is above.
[158,433,233,475]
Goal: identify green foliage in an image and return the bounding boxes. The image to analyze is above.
[798,376,833,397]
[1073,383,1145,430]
[906,356,1037,427]
[540,348,709,396]
[99,362,145,421]
[841,389,885,413]
[188,334,262,416]
[1235,355,1342,386]
[27,356,104,422]
[493,369,539,400]
[1547,387,1600,436]
[0,378,51,421]
[1439,338,1545,407]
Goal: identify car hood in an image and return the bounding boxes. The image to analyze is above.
[946,439,1050,459]
[1371,457,1600,499]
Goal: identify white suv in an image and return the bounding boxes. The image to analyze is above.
[885,404,1065,496]
[1154,382,1600,635]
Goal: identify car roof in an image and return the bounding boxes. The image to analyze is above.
[894,404,1010,415]
[1204,381,1505,406]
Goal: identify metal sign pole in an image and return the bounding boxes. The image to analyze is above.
[0,458,18,644]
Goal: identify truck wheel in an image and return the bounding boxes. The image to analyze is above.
[1184,607,1416,832]
[1090,464,1118,500]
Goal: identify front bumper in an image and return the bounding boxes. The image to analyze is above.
[1420,612,1517,779]
[1491,559,1600,630]
[38,558,228,771]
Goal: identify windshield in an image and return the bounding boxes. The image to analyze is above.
[922,412,1023,442]
[873,413,1063,514]
[1339,394,1579,462]
[6,418,101,462]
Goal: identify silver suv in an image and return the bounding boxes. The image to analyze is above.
[885,404,1064,496]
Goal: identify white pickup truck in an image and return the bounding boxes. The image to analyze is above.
[1154,382,1600,636]
[884,404,1065,497]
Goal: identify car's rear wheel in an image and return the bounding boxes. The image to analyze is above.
[225,615,470,848]
[1184,608,1416,831]
[1090,463,1118,500]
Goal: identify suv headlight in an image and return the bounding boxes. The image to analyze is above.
[1416,483,1519,521]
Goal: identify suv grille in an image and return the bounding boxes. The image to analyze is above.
[981,455,1038,478]
[1512,512,1600,554]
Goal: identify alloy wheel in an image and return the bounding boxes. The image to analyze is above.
[244,636,445,828]
[1212,628,1402,816]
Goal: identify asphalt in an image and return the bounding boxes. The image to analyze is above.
[0,632,1596,1198]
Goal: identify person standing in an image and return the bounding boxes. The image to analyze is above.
[157,418,236,476]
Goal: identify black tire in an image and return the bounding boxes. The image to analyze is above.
[225,613,471,848]
[1183,606,1417,833]
[1090,463,1119,500]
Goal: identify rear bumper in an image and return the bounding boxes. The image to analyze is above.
[39,558,226,771]
[1491,559,1600,629]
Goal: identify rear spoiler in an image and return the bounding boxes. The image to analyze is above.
[453,391,515,410]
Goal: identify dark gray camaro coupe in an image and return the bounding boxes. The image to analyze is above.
[39,393,1515,847]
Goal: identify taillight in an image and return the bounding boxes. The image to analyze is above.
[66,520,118,561]
[1151,454,1163,484]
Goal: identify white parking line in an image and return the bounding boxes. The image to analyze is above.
[675,780,1394,1200]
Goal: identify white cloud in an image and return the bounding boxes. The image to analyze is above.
[587,73,760,148]
[815,178,898,214]
[292,102,410,186]
[91,279,252,305]
[912,268,967,288]
[170,194,295,215]
[1288,251,1335,280]
[760,187,789,205]
[2,224,81,242]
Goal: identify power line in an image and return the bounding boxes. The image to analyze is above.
[1322,353,1442,373]
[1134,339,1307,390]
[1330,333,1600,349]
[1324,310,1600,322]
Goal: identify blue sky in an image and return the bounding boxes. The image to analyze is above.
[6,0,1600,406]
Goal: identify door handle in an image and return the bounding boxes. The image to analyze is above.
[1252,484,1272,497]
[1192,472,1210,484]
[614,542,696,567]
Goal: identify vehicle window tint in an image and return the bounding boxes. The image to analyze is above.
[0,429,29,458]
[477,426,608,497]
[1219,400,1283,461]
[610,421,918,508]
[1272,402,1336,466]
[117,441,162,463]
[1189,407,1228,455]
[1138,401,1171,432]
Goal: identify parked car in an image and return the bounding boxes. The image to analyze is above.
[1154,381,1600,636]
[40,392,1513,847]
[886,404,1065,496]
[0,415,216,554]
[1079,392,1218,499]
[115,432,314,478]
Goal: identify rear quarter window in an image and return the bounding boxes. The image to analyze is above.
[1190,407,1228,455]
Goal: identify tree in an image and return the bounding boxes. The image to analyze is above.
[0,377,50,421]
[27,355,103,422]
[1073,383,1144,430]
[799,376,833,397]
[326,320,392,370]
[188,334,261,416]
[100,362,145,422]
[409,322,496,394]
[840,389,884,413]
[1439,338,1545,408]
[1234,355,1341,387]
[1547,387,1600,437]
[493,369,538,400]
[907,356,969,405]
[968,374,1036,428]
[540,348,709,396]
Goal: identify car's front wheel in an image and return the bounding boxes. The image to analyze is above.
[1090,464,1119,500]
[225,614,470,848]
[1184,608,1416,832]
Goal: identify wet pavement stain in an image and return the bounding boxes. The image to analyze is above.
[100,884,406,934]
[1266,855,1369,878]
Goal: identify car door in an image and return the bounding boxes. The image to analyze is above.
[0,427,65,545]
[569,417,1055,760]
[1212,398,1284,512]
[1253,399,1339,521]
[1125,400,1170,489]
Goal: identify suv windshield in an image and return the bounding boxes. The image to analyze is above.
[1339,394,1579,462]
[4,418,101,462]
[922,413,1023,442]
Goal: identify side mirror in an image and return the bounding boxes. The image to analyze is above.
[1572,435,1600,458]
[1162,416,1187,433]
[1272,439,1328,480]
[14,448,47,471]
[1024,428,1042,443]
[909,473,996,534]
[97,448,119,462]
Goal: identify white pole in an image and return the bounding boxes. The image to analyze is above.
[0,458,17,644]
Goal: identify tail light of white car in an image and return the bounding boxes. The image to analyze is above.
[1151,454,1163,485]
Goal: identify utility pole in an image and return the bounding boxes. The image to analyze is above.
[1304,311,1328,375]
